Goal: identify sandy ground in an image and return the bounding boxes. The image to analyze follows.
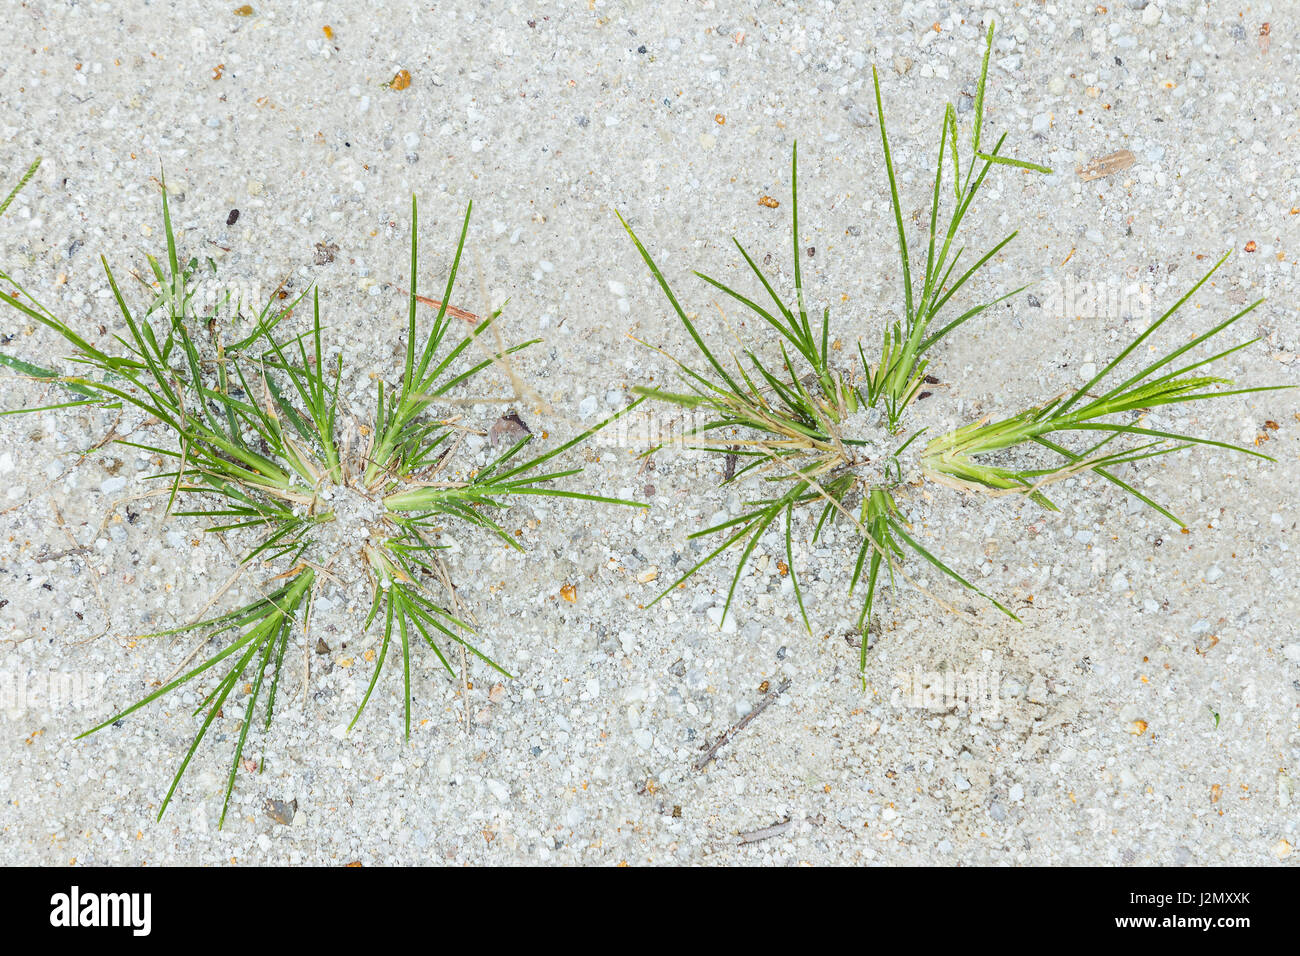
[1,0,1297,865]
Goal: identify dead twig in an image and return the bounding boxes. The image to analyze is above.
[694,678,791,771]
[396,288,481,324]
[736,816,793,845]
[33,545,91,563]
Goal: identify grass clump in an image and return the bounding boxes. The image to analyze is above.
[1,173,643,825]
[619,24,1285,677]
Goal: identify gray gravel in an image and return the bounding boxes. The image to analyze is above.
[1,0,1297,865]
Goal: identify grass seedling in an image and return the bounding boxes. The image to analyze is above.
[619,24,1284,679]
[1,177,644,825]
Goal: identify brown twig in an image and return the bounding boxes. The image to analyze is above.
[694,678,791,771]
[396,288,481,324]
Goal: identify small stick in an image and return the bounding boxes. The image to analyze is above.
[737,816,793,845]
[34,546,91,563]
[694,678,791,771]
[396,288,481,324]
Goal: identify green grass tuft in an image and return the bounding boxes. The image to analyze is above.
[618,24,1285,679]
[1,180,644,825]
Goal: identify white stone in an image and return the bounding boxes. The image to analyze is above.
[706,605,738,634]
